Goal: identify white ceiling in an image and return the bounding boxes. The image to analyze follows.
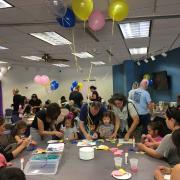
[0,0,180,69]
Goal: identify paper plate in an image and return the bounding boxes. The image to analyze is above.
[112,172,132,180]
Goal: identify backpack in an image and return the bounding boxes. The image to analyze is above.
[127,101,140,128]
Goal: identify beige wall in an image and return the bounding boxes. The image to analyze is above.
[1,65,113,113]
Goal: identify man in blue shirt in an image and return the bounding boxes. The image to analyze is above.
[129,79,154,134]
[79,101,107,140]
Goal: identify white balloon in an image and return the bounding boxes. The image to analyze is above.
[1,67,7,74]
[0,72,3,80]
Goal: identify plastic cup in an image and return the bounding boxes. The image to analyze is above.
[114,157,122,169]
[130,158,138,173]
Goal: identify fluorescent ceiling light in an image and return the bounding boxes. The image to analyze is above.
[53,64,70,67]
[129,47,147,55]
[0,60,7,64]
[0,0,12,9]
[119,21,150,39]
[144,59,148,63]
[91,61,105,65]
[72,52,94,59]
[0,46,8,50]
[151,55,156,61]
[30,32,71,46]
[22,56,42,61]
[161,52,167,57]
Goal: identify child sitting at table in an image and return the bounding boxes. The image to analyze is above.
[141,121,163,149]
[12,121,37,146]
[61,113,78,141]
[96,111,115,139]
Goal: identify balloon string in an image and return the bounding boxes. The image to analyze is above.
[87,63,93,133]
[111,20,115,36]
[109,20,115,63]
[72,29,79,72]
[83,21,86,33]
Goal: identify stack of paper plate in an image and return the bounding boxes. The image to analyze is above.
[79,147,94,160]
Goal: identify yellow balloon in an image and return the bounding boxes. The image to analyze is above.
[78,82,83,89]
[72,0,93,21]
[108,0,129,21]
[143,74,150,80]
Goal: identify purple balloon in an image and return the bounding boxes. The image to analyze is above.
[88,10,105,31]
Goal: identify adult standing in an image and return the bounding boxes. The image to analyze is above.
[31,103,63,141]
[12,89,21,115]
[111,94,140,141]
[89,86,101,102]
[69,86,83,108]
[129,79,154,134]
[29,94,42,114]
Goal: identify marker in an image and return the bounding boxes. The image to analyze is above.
[20,158,24,170]
[132,136,135,148]
[125,150,128,164]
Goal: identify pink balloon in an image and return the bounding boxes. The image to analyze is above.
[40,75,50,85]
[88,10,105,31]
[34,75,41,84]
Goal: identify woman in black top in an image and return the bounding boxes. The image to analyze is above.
[31,103,63,141]
[12,89,22,115]
[89,86,101,102]
[0,118,29,162]
[29,94,42,114]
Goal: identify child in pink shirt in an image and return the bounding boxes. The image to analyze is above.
[141,121,163,149]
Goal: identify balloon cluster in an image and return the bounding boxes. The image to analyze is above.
[55,0,129,30]
[34,75,50,86]
[70,81,83,91]
[143,74,153,86]
[34,75,59,91]
[0,67,8,80]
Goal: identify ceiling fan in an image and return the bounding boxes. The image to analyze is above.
[41,53,70,63]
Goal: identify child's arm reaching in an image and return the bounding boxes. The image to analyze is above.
[15,135,23,145]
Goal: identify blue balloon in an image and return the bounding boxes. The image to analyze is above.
[70,86,74,92]
[56,8,76,28]
[149,79,153,86]
[72,81,78,88]
[50,80,59,91]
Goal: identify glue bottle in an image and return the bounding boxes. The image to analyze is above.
[125,150,128,164]
[132,136,135,148]
[20,158,24,171]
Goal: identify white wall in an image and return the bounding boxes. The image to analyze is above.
[1,65,113,113]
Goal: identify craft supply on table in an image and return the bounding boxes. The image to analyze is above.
[130,158,139,173]
[79,147,94,160]
[24,155,61,175]
[118,139,133,144]
[114,150,123,156]
[30,154,60,161]
[110,147,118,153]
[47,140,64,144]
[32,148,47,154]
[96,145,109,151]
[124,150,128,165]
[106,139,116,144]
[77,140,96,147]
[114,157,122,168]
[46,143,64,153]
[20,158,24,171]
[111,169,132,180]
